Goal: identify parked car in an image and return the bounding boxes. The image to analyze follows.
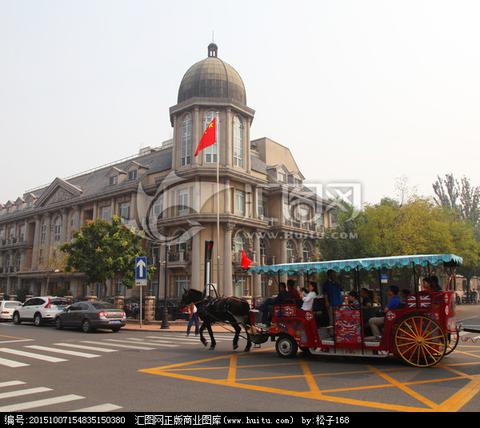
[0,300,22,321]
[12,297,69,326]
[55,301,126,333]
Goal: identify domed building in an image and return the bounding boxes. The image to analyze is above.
[0,44,331,305]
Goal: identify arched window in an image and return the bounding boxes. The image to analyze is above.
[203,111,219,163]
[302,241,311,262]
[233,115,244,167]
[233,232,246,256]
[287,240,296,262]
[181,113,192,166]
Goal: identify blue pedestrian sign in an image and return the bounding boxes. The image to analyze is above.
[135,256,148,287]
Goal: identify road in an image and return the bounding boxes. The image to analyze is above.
[0,305,479,412]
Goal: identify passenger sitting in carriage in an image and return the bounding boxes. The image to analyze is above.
[346,290,361,310]
[368,285,402,338]
[259,282,289,326]
[301,281,318,311]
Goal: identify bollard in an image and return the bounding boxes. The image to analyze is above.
[114,296,125,310]
[85,295,97,302]
[144,296,156,322]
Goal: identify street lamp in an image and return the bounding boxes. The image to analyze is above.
[161,244,170,329]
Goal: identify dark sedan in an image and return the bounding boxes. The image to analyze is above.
[55,301,126,333]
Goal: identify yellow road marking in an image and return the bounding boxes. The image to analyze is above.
[299,361,320,394]
[227,355,237,383]
[456,350,480,359]
[368,366,438,409]
[140,368,430,412]
[140,350,480,412]
[439,377,480,412]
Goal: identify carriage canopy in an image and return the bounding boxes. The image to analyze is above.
[248,254,463,276]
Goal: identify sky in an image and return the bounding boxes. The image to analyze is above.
[1,0,479,206]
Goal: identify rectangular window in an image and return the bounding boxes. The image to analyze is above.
[19,225,25,242]
[128,170,137,181]
[100,206,112,221]
[153,199,163,218]
[119,203,130,220]
[234,190,245,216]
[257,192,264,217]
[38,249,43,265]
[40,224,46,244]
[54,224,61,242]
[178,190,190,216]
[109,175,118,186]
[233,276,250,298]
[278,172,286,183]
[174,276,190,298]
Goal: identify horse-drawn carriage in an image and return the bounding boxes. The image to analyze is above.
[248,254,463,368]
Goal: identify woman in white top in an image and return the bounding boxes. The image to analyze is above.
[301,282,318,311]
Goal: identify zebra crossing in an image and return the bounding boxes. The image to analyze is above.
[0,379,122,412]
[0,333,235,369]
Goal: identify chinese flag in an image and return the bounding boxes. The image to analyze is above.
[241,248,253,270]
[194,118,217,157]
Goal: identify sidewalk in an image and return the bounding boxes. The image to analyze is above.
[123,320,233,333]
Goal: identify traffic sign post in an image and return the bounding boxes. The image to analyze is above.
[135,256,148,328]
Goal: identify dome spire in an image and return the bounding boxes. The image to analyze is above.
[208,42,218,58]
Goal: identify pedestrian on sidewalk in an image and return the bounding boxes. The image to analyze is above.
[186,302,200,336]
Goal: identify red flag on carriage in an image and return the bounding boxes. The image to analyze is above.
[194,118,217,156]
[240,248,252,270]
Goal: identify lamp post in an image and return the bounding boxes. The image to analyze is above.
[161,244,170,329]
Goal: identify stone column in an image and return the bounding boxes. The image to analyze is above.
[225,108,232,167]
[223,223,234,297]
[245,184,252,218]
[280,237,288,283]
[191,233,201,291]
[44,214,52,266]
[297,240,305,289]
[245,117,251,173]
[171,115,178,168]
[224,178,231,214]
[31,216,41,270]
[60,208,68,243]
[144,296,156,322]
[114,295,125,310]
[253,231,262,298]
[131,193,137,221]
[192,107,200,166]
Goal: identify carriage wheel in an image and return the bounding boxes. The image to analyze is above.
[445,326,460,356]
[394,315,447,368]
[275,335,298,358]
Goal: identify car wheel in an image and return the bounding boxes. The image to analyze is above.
[13,312,21,325]
[55,317,63,330]
[81,319,92,333]
[111,327,121,333]
[33,313,43,327]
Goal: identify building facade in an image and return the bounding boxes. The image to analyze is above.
[0,43,334,301]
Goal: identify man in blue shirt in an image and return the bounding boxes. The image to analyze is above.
[322,270,343,326]
[368,285,401,338]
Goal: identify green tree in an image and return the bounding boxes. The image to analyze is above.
[319,198,480,278]
[61,216,149,290]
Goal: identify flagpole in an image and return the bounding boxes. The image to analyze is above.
[216,116,220,296]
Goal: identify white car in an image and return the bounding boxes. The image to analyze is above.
[12,296,69,326]
[0,301,22,321]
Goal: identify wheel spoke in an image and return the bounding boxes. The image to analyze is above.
[398,327,417,340]
[422,319,433,337]
[423,341,444,356]
[399,342,417,356]
[422,343,438,361]
[420,345,429,366]
[404,320,419,338]
[424,335,444,342]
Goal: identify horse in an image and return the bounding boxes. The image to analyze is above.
[180,289,252,352]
